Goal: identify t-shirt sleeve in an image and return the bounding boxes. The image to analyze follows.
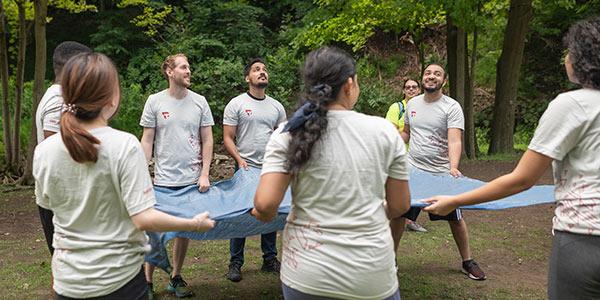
[277,103,287,124]
[139,96,156,128]
[118,137,156,216]
[33,149,50,209]
[528,94,586,161]
[223,100,238,126]
[386,125,409,180]
[447,102,465,130]
[385,103,400,128]
[200,97,215,127]
[42,96,62,134]
[404,101,411,127]
[261,126,290,175]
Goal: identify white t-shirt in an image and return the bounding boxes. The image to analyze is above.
[139,89,215,186]
[33,127,156,298]
[262,110,408,299]
[223,92,286,167]
[35,84,62,144]
[528,88,600,236]
[404,94,464,174]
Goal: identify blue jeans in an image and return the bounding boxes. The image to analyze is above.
[230,231,277,266]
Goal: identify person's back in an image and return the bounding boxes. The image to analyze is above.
[34,127,154,298]
[270,111,405,299]
[254,47,410,300]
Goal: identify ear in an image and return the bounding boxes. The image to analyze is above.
[166,68,173,78]
[343,77,354,94]
[245,75,250,82]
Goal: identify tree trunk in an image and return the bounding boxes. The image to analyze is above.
[464,28,478,159]
[12,1,27,172]
[20,0,47,185]
[0,0,13,169]
[446,15,466,108]
[488,0,533,154]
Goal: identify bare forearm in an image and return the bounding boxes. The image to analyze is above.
[223,137,243,164]
[132,208,196,232]
[201,137,213,177]
[448,140,462,169]
[140,140,153,162]
[453,173,535,207]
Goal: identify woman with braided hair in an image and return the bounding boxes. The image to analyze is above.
[423,17,600,300]
[33,53,215,299]
[252,46,411,299]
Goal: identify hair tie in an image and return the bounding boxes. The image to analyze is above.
[310,84,332,98]
[282,102,319,133]
[62,103,78,114]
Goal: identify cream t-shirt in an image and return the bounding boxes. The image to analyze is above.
[262,110,409,299]
[33,127,156,298]
[529,88,600,236]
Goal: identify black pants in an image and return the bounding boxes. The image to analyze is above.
[38,205,54,255]
[55,267,147,300]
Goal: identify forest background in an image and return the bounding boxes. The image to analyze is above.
[1,0,599,184]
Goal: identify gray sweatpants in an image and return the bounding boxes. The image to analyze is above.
[548,230,600,300]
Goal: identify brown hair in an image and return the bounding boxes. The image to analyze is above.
[59,53,120,163]
[161,53,188,81]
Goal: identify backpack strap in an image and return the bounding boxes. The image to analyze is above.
[396,101,405,121]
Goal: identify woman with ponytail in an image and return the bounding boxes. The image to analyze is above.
[252,47,411,299]
[33,53,215,300]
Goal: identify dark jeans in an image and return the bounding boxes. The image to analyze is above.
[56,267,147,300]
[38,205,55,255]
[230,231,277,266]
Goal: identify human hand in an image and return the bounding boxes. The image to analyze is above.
[238,159,249,171]
[450,168,462,178]
[197,175,210,192]
[191,211,216,231]
[422,195,459,216]
[251,207,273,223]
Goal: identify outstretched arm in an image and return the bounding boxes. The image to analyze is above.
[423,150,552,215]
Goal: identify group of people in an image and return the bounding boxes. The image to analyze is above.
[32,16,599,300]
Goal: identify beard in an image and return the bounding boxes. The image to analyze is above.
[423,81,442,93]
[174,76,191,88]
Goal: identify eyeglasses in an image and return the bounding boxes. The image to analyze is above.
[404,85,419,90]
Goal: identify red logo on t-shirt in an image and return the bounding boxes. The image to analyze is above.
[411,110,416,117]
[162,111,170,119]
[245,109,252,116]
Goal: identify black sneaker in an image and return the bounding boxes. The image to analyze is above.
[261,257,281,273]
[166,275,194,298]
[226,263,242,282]
[462,259,486,281]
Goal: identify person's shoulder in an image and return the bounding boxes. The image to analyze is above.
[558,88,600,102]
[441,94,460,104]
[266,95,285,109]
[408,94,424,105]
[146,89,168,101]
[188,89,206,100]
[229,93,247,103]
[39,84,63,106]
[100,127,141,150]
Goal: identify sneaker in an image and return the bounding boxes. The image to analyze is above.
[406,221,428,232]
[462,259,486,281]
[166,275,194,298]
[147,282,154,300]
[261,257,281,273]
[226,263,242,282]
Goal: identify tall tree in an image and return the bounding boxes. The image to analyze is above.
[488,0,533,154]
[12,0,30,170]
[19,0,46,185]
[0,0,13,170]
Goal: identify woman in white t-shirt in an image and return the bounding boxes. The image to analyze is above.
[33,53,215,300]
[251,47,411,300]
[423,18,600,300]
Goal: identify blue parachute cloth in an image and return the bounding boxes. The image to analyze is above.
[145,166,556,272]
[408,168,555,209]
[144,167,291,273]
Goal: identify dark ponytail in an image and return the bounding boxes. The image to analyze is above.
[59,53,119,163]
[286,47,356,176]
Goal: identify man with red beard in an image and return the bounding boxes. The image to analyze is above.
[223,58,286,282]
[392,63,486,281]
[140,53,214,298]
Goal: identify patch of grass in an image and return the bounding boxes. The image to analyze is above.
[1,188,550,299]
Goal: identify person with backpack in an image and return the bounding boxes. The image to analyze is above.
[385,79,428,233]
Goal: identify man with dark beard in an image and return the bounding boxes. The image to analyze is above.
[392,64,486,281]
[223,58,286,282]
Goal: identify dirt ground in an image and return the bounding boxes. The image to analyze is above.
[0,159,555,299]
